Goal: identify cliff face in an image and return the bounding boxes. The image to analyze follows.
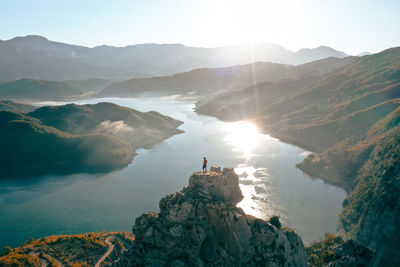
[116,167,307,266]
[338,130,400,267]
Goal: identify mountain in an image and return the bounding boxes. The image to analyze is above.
[357,52,372,57]
[65,78,118,93]
[0,99,36,112]
[97,57,355,97]
[195,47,400,266]
[0,35,348,80]
[0,79,84,100]
[196,47,400,150]
[0,36,140,81]
[0,102,182,178]
[116,167,307,266]
[295,46,347,64]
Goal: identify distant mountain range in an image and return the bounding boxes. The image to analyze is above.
[0,79,83,100]
[97,57,354,97]
[0,78,115,101]
[0,35,348,81]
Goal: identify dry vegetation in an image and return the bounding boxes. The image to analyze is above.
[0,232,134,267]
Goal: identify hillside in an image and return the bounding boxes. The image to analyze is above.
[65,78,118,93]
[97,57,354,97]
[0,102,183,178]
[0,35,348,80]
[195,47,400,266]
[0,99,36,112]
[0,232,134,267]
[196,47,400,151]
[338,128,400,266]
[0,79,85,100]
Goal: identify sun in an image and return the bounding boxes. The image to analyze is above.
[224,121,263,160]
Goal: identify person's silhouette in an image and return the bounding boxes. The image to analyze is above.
[202,157,208,171]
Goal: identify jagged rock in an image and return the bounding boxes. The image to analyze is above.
[115,167,307,266]
[327,240,375,267]
[210,165,221,172]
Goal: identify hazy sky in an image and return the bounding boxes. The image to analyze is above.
[1,0,399,55]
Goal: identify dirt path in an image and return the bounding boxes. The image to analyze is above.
[95,235,115,267]
[29,252,48,267]
[29,250,64,267]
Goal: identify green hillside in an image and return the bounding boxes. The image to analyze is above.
[0,99,36,112]
[0,102,183,178]
[0,79,84,100]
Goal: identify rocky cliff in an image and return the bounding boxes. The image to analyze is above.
[338,130,400,267]
[115,166,307,266]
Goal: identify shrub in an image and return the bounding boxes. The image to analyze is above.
[268,215,281,229]
[0,247,12,256]
[321,250,336,262]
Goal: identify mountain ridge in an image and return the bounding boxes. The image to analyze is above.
[97,56,355,98]
[1,35,349,80]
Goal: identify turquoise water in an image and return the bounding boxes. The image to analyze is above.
[0,96,346,248]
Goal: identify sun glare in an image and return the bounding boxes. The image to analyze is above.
[199,0,303,48]
[224,121,263,160]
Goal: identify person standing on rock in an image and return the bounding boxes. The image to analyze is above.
[202,157,208,172]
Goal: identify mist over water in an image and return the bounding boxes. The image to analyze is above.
[0,96,346,248]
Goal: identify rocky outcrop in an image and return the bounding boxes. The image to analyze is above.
[328,240,375,267]
[116,167,307,266]
[307,235,375,267]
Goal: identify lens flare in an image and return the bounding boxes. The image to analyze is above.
[224,121,263,161]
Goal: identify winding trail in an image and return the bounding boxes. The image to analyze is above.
[29,250,64,267]
[95,235,115,267]
[29,252,48,267]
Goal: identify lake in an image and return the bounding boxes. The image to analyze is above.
[0,96,347,248]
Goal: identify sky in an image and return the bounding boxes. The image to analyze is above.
[0,0,399,55]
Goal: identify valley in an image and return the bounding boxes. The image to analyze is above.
[0,33,398,266]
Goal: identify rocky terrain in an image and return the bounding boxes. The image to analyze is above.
[116,166,308,266]
[307,233,375,266]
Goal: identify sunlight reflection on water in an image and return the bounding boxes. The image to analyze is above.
[224,122,264,162]
[223,121,279,220]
